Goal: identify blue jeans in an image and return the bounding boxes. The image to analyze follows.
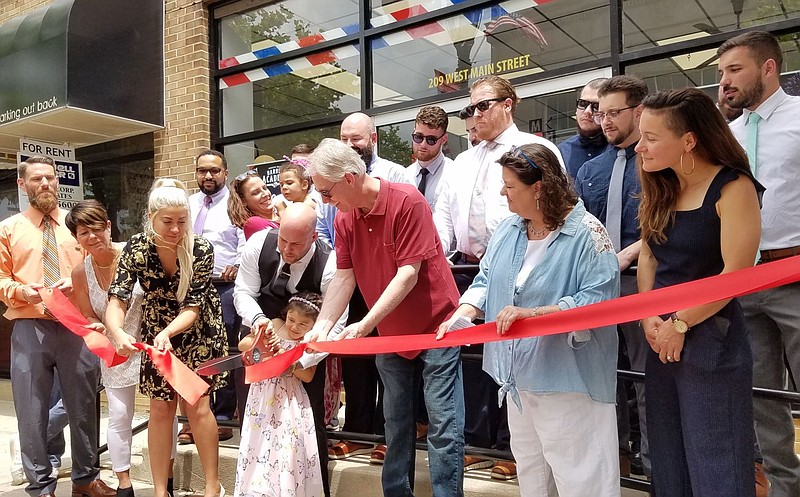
[376,347,464,497]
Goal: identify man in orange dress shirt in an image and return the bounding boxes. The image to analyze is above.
[0,156,115,497]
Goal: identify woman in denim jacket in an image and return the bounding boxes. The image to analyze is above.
[439,143,621,497]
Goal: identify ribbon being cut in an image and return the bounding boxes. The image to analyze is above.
[239,254,800,383]
[38,287,211,405]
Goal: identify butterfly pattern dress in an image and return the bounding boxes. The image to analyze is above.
[234,337,322,497]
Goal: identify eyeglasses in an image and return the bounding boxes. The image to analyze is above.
[196,167,224,176]
[465,97,506,116]
[592,106,637,125]
[576,99,599,113]
[411,132,445,146]
[317,181,340,199]
[235,169,260,182]
[510,146,540,170]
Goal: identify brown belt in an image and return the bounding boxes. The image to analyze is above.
[760,246,800,263]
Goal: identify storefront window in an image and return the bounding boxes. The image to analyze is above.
[370,1,609,107]
[370,0,462,27]
[623,0,800,52]
[220,44,362,137]
[218,0,360,69]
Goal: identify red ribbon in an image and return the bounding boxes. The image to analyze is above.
[39,288,209,405]
[243,255,800,383]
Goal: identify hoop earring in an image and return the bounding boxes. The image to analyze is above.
[680,152,696,176]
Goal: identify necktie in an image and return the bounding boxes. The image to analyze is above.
[745,112,761,177]
[42,215,59,317]
[418,167,430,195]
[193,195,212,234]
[605,148,627,253]
[466,141,498,259]
[271,262,292,298]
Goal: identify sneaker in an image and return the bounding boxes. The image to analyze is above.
[9,435,26,485]
[327,441,373,460]
[50,465,60,480]
[490,460,518,480]
[464,455,493,472]
[370,444,387,465]
[11,468,26,486]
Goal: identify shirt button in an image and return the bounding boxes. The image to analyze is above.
[368,228,373,232]
[588,182,593,187]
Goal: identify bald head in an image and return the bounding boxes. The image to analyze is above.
[277,203,318,264]
[341,112,377,166]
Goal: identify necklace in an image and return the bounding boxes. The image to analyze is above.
[526,220,547,237]
[93,248,120,269]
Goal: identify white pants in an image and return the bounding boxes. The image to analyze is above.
[105,386,179,472]
[507,391,620,497]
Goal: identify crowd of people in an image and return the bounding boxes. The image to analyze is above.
[1,29,799,497]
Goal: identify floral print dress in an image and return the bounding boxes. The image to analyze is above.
[235,337,322,497]
[108,233,227,400]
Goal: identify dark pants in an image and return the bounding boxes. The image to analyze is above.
[11,319,101,497]
[211,282,239,420]
[462,344,510,451]
[341,286,384,435]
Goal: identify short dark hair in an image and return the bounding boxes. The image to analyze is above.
[718,31,783,70]
[415,106,448,132]
[195,149,227,169]
[497,144,577,231]
[18,156,55,179]
[65,199,110,236]
[291,143,315,156]
[598,75,649,107]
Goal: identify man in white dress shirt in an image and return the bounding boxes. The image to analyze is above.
[406,106,453,211]
[719,31,800,497]
[186,150,245,441]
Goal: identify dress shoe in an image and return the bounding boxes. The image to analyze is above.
[177,425,194,445]
[755,462,769,497]
[116,487,134,497]
[415,421,428,440]
[72,479,117,497]
[218,427,234,441]
[630,452,645,476]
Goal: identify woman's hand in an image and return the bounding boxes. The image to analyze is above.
[113,330,138,357]
[153,329,173,352]
[495,305,535,335]
[640,316,663,352]
[84,322,106,334]
[653,319,685,364]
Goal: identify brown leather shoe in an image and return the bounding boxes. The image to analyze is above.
[72,479,117,497]
[218,427,234,441]
[755,462,769,497]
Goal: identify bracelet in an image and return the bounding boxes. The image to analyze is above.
[532,306,540,317]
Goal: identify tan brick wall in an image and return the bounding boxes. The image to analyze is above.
[160,0,214,187]
[0,0,50,21]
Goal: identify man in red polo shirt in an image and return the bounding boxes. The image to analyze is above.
[306,138,465,497]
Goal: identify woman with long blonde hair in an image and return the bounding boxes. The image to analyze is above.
[106,178,228,497]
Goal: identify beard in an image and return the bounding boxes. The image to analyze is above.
[726,78,765,109]
[199,181,223,195]
[352,144,374,168]
[29,191,57,213]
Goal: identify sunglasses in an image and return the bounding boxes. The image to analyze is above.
[465,97,506,116]
[510,146,540,170]
[235,169,260,182]
[411,132,445,146]
[576,99,599,113]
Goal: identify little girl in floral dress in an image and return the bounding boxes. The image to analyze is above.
[234,292,324,497]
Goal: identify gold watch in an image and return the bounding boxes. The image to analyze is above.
[670,313,689,334]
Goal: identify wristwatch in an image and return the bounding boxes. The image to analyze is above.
[670,313,689,334]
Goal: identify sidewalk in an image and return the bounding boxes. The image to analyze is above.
[0,380,650,497]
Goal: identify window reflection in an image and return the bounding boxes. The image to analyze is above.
[220,45,361,137]
[623,0,800,51]
[371,2,608,107]
[218,0,359,68]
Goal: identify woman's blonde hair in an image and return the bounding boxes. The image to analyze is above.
[144,178,194,302]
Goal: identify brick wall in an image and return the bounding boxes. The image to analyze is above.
[160,0,214,187]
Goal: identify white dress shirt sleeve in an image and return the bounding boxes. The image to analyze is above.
[233,229,271,327]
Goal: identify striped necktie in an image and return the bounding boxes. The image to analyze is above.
[41,215,59,318]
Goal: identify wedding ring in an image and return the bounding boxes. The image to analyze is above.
[667,355,673,361]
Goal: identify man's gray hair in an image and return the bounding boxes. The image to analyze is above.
[307,138,367,181]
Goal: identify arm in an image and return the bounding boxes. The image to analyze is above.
[652,175,761,363]
[432,182,455,254]
[0,224,43,307]
[347,262,421,338]
[636,239,662,351]
[617,240,642,271]
[305,268,356,342]
[233,231,270,327]
[315,204,335,248]
[293,363,317,383]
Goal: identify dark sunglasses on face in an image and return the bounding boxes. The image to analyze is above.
[576,99,599,113]
[411,132,445,146]
[465,97,506,116]
[235,169,260,182]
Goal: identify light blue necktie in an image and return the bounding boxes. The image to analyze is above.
[605,148,627,252]
[745,112,761,177]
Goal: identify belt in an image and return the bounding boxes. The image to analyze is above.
[760,246,800,263]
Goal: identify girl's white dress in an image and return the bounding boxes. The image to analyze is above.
[234,338,322,497]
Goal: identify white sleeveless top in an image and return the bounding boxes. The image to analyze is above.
[86,253,144,389]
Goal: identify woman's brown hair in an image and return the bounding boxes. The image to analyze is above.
[65,199,110,236]
[638,88,751,243]
[227,172,265,229]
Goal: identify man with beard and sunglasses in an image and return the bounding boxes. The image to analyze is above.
[0,156,115,497]
[558,78,609,180]
[719,31,800,497]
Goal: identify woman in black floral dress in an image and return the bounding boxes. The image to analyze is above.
[106,178,227,497]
